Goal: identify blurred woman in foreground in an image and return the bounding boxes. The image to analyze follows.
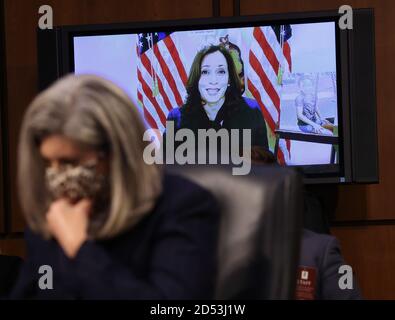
[10,74,219,299]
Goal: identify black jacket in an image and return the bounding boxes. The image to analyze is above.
[9,173,219,299]
[0,255,23,298]
[165,97,269,151]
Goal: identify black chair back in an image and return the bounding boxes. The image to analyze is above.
[167,164,303,299]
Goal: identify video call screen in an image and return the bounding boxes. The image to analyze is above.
[73,21,340,167]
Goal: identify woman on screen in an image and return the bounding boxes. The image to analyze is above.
[10,74,219,299]
[166,45,268,154]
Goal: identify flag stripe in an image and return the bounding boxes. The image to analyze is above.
[140,53,173,112]
[137,56,162,131]
[277,148,285,164]
[249,51,280,112]
[157,41,186,105]
[141,50,179,110]
[138,87,164,131]
[262,27,290,73]
[247,79,276,132]
[253,27,280,76]
[138,89,160,130]
[248,69,279,124]
[164,35,188,85]
[283,42,292,72]
[153,43,184,106]
[137,69,167,126]
[139,60,171,121]
[248,26,293,164]
[249,39,281,91]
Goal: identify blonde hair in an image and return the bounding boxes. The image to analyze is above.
[18,74,162,239]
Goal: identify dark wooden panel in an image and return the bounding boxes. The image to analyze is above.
[0,237,26,258]
[3,0,213,232]
[331,225,395,300]
[241,0,372,14]
[0,123,3,234]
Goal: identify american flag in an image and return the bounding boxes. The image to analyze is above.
[136,32,188,132]
[247,25,292,164]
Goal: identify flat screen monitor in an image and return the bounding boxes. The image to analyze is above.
[37,9,379,183]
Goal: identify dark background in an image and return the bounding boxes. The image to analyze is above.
[1,0,394,299]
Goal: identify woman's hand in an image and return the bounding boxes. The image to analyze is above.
[46,198,92,258]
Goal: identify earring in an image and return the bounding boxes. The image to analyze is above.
[227,83,230,87]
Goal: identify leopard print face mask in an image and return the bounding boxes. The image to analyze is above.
[45,161,108,203]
